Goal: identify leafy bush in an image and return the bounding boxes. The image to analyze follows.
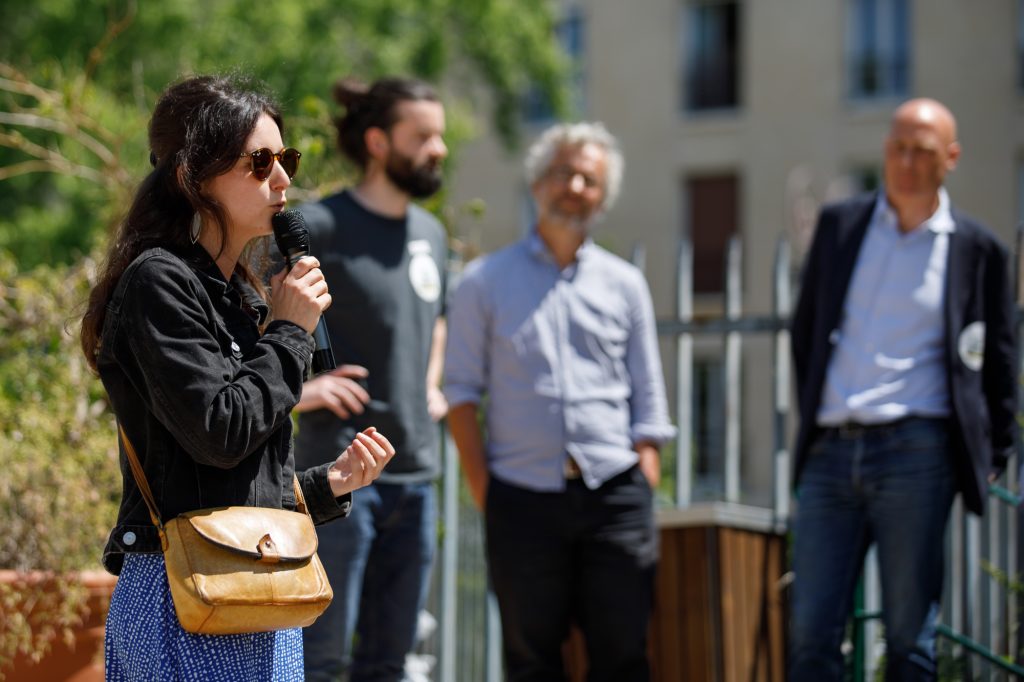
[0,249,119,671]
[0,3,574,672]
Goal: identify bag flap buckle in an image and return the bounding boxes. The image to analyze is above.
[184,506,318,562]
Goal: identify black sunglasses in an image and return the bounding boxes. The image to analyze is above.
[239,147,301,181]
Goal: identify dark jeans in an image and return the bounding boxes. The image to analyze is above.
[485,465,658,682]
[789,417,956,682]
[303,481,437,682]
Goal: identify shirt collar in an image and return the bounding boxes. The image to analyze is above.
[874,187,956,235]
[526,228,596,266]
[176,243,269,324]
[176,242,230,294]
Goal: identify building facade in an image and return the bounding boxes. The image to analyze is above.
[446,0,1024,507]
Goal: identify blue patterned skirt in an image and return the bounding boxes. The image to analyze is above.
[105,553,303,681]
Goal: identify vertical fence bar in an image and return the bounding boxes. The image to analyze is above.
[438,429,458,682]
[486,592,502,681]
[966,514,982,679]
[724,236,742,503]
[1000,500,1013,677]
[978,514,990,676]
[987,506,1001,667]
[631,241,647,273]
[1008,463,1020,675]
[772,237,792,525]
[1000,512,1010,680]
[863,549,882,678]
[1011,223,1024,675]
[1016,223,1024,309]
[852,580,866,682]
[1012,223,1024,670]
[676,237,694,507]
[949,497,965,663]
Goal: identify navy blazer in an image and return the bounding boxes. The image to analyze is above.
[791,192,1018,515]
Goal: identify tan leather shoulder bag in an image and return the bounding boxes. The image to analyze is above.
[119,425,332,635]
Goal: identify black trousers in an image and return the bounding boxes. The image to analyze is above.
[485,465,658,682]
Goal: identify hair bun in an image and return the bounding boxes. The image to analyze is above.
[332,77,369,109]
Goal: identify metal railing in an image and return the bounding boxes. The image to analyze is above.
[422,230,1024,680]
[851,483,1024,680]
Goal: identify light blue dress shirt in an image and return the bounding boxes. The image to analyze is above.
[817,188,955,426]
[444,232,677,491]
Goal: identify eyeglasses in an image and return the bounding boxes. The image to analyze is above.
[546,166,601,189]
[239,147,301,181]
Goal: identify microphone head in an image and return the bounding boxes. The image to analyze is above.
[272,210,309,258]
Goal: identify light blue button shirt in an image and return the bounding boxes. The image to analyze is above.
[817,188,955,426]
[444,232,677,491]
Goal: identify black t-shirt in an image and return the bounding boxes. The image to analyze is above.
[293,190,447,482]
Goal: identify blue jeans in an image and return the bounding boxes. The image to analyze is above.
[485,465,657,682]
[303,481,437,682]
[789,417,956,682]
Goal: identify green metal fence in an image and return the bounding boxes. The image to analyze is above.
[850,484,1024,680]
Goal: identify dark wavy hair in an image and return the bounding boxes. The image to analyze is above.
[332,76,438,170]
[81,74,283,372]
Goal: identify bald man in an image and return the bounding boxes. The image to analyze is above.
[789,99,1017,680]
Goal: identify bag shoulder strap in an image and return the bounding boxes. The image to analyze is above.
[293,476,311,517]
[118,423,165,531]
[117,423,311,528]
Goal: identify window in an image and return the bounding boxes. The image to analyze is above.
[523,6,586,122]
[683,0,741,111]
[846,0,910,99]
[685,174,740,294]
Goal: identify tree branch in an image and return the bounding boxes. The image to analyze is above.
[0,74,59,103]
[79,0,137,96]
[0,112,117,167]
[0,160,105,184]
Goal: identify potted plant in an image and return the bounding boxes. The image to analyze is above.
[0,251,121,681]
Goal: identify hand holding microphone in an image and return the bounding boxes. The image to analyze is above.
[268,256,328,330]
[271,210,337,376]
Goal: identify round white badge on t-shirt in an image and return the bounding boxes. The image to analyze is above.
[408,239,441,303]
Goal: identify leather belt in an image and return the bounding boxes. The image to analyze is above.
[564,457,582,479]
[821,416,941,440]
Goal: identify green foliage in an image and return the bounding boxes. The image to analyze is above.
[0,175,110,265]
[0,251,118,572]
[0,1,572,669]
[982,558,1024,597]
[0,250,119,672]
[0,0,570,268]
[652,436,678,508]
[0,60,148,270]
[871,643,968,682]
[0,575,88,677]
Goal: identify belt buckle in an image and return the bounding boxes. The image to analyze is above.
[564,458,582,479]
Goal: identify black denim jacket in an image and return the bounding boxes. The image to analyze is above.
[97,244,351,575]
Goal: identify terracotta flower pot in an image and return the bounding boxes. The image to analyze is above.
[0,570,117,682]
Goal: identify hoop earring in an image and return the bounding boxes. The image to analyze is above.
[189,213,202,244]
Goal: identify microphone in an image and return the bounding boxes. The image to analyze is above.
[272,210,337,377]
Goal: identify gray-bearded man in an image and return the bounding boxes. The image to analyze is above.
[445,122,675,681]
